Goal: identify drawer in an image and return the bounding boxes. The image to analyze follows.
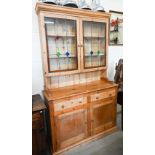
[32,111,43,121]
[32,112,44,130]
[33,112,40,121]
[54,96,87,112]
[33,120,42,129]
[91,89,116,102]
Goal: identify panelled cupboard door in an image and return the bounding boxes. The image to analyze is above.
[80,18,108,72]
[55,109,88,150]
[40,13,81,76]
[91,100,116,135]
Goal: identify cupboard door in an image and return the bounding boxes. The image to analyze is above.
[44,15,80,75]
[81,19,107,71]
[55,109,88,150]
[92,100,116,135]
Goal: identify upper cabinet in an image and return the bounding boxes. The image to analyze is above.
[36,3,110,89]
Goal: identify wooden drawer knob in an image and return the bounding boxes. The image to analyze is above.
[96,97,99,99]
[109,94,112,97]
[61,105,64,109]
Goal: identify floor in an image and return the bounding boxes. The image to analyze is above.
[59,104,123,155]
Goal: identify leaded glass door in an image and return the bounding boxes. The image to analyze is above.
[81,19,107,71]
[44,15,80,75]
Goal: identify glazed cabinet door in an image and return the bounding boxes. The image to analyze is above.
[40,13,81,76]
[91,99,116,135]
[80,18,108,72]
[55,109,88,150]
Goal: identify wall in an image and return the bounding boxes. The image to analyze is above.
[99,0,123,81]
[32,0,123,94]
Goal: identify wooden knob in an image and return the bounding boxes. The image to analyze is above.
[109,94,112,97]
[96,97,99,99]
[61,105,64,108]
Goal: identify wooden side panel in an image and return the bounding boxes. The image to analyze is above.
[55,109,88,150]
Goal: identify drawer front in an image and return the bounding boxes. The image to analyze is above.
[32,112,44,130]
[33,112,40,120]
[33,120,42,129]
[91,89,116,102]
[54,96,87,112]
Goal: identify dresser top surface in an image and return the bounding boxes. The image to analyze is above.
[43,79,118,101]
[32,94,46,112]
[35,2,111,18]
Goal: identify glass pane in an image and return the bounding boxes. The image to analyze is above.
[44,17,78,72]
[83,21,106,68]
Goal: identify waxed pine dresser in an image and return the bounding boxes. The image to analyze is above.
[36,2,118,154]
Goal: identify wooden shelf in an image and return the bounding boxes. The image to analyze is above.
[84,53,105,57]
[48,54,77,58]
[47,34,76,37]
[110,30,118,33]
[84,36,105,38]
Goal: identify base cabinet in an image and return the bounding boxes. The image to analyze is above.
[44,85,118,154]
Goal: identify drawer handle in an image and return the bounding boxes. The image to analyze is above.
[61,105,64,109]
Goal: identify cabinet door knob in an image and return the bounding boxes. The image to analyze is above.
[61,105,64,109]
[96,97,99,99]
[40,111,43,114]
[109,94,112,97]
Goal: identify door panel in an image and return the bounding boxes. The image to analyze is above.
[80,18,107,71]
[42,13,81,76]
[92,101,116,135]
[55,109,87,150]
